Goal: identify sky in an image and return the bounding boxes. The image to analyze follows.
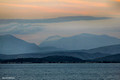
[0,0,120,44]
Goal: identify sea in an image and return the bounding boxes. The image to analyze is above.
[0,63,120,80]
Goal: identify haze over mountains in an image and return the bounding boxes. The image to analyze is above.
[39,33,120,50]
[0,35,63,55]
[0,33,120,62]
[1,33,120,55]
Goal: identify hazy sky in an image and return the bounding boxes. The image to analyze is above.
[0,0,120,44]
[0,0,120,19]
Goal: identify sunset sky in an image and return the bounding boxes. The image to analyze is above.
[0,0,120,44]
[0,0,120,19]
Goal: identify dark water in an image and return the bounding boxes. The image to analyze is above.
[0,63,120,80]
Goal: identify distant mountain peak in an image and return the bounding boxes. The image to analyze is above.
[77,33,115,38]
[80,33,96,35]
[45,35,62,41]
[40,33,120,50]
[77,33,98,37]
[0,35,41,55]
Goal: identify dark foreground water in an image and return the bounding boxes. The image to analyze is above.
[0,63,120,80]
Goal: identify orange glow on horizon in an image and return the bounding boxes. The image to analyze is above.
[114,0,120,2]
[0,0,119,19]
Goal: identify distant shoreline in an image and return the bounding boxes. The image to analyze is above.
[1,61,120,64]
[1,55,120,64]
[1,63,120,64]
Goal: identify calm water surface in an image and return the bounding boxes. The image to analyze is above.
[0,63,120,80]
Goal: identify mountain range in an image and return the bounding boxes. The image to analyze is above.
[39,33,120,50]
[0,33,120,63]
[0,35,62,55]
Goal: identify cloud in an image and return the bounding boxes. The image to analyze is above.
[0,0,110,19]
[0,16,111,24]
[0,23,43,35]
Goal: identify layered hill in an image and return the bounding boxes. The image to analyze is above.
[0,51,109,60]
[1,54,120,63]
[0,56,85,63]
[92,54,120,63]
[82,44,120,54]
